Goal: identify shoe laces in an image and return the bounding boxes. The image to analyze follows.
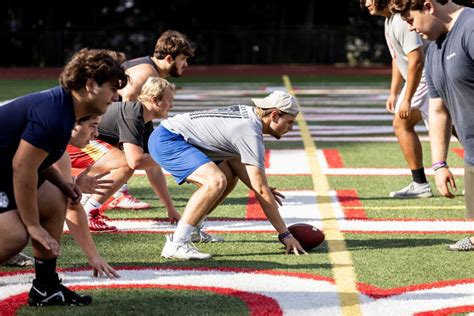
[121,190,141,203]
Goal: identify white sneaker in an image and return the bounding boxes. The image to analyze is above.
[161,234,212,260]
[389,182,433,198]
[190,225,225,243]
[108,190,151,210]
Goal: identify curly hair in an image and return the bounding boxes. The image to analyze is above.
[59,48,128,91]
[391,0,449,13]
[153,30,195,59]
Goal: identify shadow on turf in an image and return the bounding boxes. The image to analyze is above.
[344,237,455,250]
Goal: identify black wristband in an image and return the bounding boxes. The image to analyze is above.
[278,231,293,242]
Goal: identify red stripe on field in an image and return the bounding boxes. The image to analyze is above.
[414,304,474,315]
[264,149,270,169]
[1,284,282,316]
[246,191,265,219]
[323,149,344,168]
[452,147,464,159]
[336,190,367,219]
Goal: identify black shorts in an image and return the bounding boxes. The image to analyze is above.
[0,166,46,213]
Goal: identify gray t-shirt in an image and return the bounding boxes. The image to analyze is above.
[161,105,265,169]
[425,8,474,165]
[385,13,427,80]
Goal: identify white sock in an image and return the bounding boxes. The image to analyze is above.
[80,194,90,206]
[173,222,195,244]
[84,198,102,216]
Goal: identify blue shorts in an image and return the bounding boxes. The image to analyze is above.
[148,125,212,185]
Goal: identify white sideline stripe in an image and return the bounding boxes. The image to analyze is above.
[2,268,473,315]
[133,149,464,176]
[69,190,474,233]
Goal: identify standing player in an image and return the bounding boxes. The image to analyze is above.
[391,0,474,250]
[361,0,433,198]
[148,91,307,259]
[0,48,127,306]
[68,77,181,231]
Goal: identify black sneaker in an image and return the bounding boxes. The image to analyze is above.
[28,279,92,306]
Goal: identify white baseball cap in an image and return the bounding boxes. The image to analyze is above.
[251,91,299,116]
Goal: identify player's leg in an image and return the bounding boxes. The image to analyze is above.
[390,84,433,198]
[27,181,92,306]
[72,144,132,231]
[190,160,238,243]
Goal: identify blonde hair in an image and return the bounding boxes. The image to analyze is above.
[255,107,280,118]
[137,77,175,103]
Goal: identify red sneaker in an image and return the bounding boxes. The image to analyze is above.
[88,209,117,232]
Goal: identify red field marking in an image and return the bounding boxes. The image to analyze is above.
[336,189,367,219]
[1,285,282,316]
[323,149,344,168]
[264,149,270,169]
[414,305,474,316]
[246,191,266,219]
[452,148,464,159]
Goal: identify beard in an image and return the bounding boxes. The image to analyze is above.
[169,62,182,78]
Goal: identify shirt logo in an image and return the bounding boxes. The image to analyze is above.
[0,192,9,208]
[446,53,456,60]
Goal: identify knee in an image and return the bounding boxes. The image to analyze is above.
[207,174,228,194]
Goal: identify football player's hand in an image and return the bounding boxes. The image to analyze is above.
[434,167,456,198]
[270,187,285,206]
[167,208,181,225]
[398,100,411,119]
[89,255,120,278]
[76,166,113,195]
[283,236,308,255]
[27,225,60,256]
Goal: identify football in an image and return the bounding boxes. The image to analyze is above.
[282,223,325,251]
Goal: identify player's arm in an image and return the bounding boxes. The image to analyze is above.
[429,97,456,198]
[398,47,424,119]
[122,142,157,170]
[229,160,307,255]
[387,59,404,113]
[145,166,181,224]
[12,140,59,255]
[53,152,119,278]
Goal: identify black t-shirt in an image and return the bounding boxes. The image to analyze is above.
[97,101,153,153]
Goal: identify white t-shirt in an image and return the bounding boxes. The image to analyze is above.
[162,105,266,169]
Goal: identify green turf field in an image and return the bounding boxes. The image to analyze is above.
[1,74,473,315]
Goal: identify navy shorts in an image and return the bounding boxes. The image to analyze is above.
[148,125,212,185]
[0,165,46,213]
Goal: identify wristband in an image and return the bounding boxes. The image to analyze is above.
[432,160,448,171]
[278,230,293,242]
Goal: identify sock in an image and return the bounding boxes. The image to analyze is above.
[173,221,195,243]
[80,194,90,206]
[84,198,102,216]
[34,257,59,285]
[411,167,427,184]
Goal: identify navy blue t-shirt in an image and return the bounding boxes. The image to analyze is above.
[0,86,75,170]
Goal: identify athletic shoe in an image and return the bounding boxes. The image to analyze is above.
[107,190,151,210]
[190,225,225,243]
[161,234,212,260]
[88,209,117,232]
[28,278,92,306]
[448,237,474,251]
[389,182,433,198]
[3,252,34,267]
